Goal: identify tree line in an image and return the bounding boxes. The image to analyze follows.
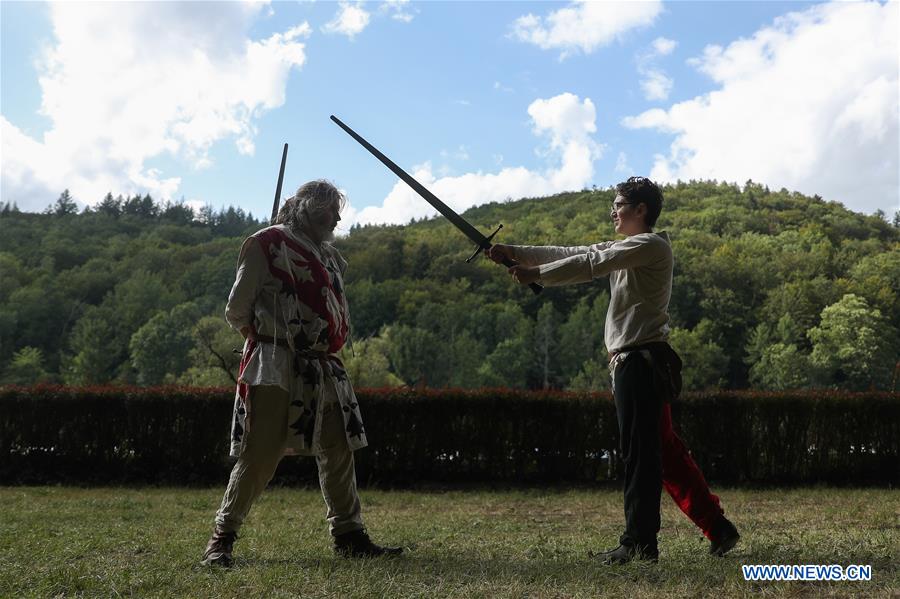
[1,181,897,391]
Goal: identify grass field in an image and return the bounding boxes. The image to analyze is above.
[0,486,896,598]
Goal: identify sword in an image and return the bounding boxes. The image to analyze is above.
[330,115,543,295]
[270,143,289,224]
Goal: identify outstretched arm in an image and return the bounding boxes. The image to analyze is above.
[487,241,614,267]
[537,236,667,287]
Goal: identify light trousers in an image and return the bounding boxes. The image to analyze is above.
[215,382,364,536]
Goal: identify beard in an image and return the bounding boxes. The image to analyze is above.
[307,219,336,244]
[320,227,336,243]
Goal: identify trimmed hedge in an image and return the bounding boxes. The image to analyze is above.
[1,386,897,486]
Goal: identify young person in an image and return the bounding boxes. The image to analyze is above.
[488,176,740,564]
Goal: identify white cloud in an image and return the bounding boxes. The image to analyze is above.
[380,0,416,23]
[1,3,309,211]
[615,152,631,173]
[350,93,603,226]
[640,69,673,101]
[637,37,676,101]
[652,37,677,56]
[323,2,371,39]
[622,1,899,215]
[511,0,662,58]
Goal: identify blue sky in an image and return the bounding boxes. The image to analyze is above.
[2,1,897,228]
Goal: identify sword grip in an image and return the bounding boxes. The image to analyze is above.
[499,256,544,295]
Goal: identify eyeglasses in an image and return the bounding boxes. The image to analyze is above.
[611,201,634,211]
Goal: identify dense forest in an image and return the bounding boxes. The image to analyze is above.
[1,181,897,391]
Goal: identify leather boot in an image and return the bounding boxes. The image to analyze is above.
[333,529,403,558]
[591,542,659,565]
[201,528,238,567]
[709,516,740,556]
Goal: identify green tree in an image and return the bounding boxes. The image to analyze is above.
[64,271,177,384]
[1,346,53,385]
[668,322,728,390]
[747,342,812,390]
[176,366,233,387]
[64,309,118,384]
[346,278,405,338]
[4,275,73,374]
[0,252,26,303]
[472,303,534,388]
[129,303,202,385]
[160,200,195,225]
[558,293,609,386]
[534,302,561,389]
[183,316,243,385]
[847,248,900,331]
[478,334,534,388]
[384,324,443,387]
[808,294,897,390]
[756,278,841,351]
[96,192,121,217]
[445,331,487,388]
[338,335,404,388]
[51,189,78,216]
[566,356,611,391]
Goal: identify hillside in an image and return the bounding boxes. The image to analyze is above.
[1,181,897,390]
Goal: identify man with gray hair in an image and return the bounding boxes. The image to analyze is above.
[202,179,402,566]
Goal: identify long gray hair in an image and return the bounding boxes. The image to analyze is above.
[275,179,346,233]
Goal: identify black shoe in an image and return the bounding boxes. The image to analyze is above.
[709,517,740,556]
[201,528,238,567]
[333,529,403,558]
[591,543,658,565]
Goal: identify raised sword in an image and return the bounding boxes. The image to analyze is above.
[270,143,289,224]
[330,115,542,295]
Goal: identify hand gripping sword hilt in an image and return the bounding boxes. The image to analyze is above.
[466,224,503,263]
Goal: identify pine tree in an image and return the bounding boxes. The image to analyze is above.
[52,189,78,216]
[97,192,121,217]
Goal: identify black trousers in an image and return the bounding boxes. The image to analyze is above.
[613,352,664,550]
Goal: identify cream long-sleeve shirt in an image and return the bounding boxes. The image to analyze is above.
[224,231,293,391]
[512,231,673,353]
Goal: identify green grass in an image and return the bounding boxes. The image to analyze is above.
[0,486,896,598]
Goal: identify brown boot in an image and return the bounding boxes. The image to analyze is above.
[333,529,403,558]
[201,528,238,567]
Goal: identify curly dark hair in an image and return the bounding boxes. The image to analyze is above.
[615,176,663,228]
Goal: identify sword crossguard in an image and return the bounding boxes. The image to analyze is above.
[466,224,503,263]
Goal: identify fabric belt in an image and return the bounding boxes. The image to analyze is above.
[608,341,671,363]
[254,335,331,360]
[608,341,684,401]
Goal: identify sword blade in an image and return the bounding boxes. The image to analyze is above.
[270,143,289,224]
[330,115,490,248]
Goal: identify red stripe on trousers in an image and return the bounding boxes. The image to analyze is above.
[660,402,724,540]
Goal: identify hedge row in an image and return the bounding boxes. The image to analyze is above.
[1,386,898,485]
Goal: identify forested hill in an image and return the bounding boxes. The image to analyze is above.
[1,181,897,391]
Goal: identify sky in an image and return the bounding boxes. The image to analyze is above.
[1,0,898,230]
